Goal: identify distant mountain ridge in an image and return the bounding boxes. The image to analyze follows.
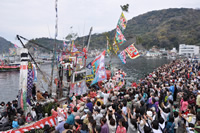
[1,8,200,53]
[76,8,200,50]
[0,36,15,54]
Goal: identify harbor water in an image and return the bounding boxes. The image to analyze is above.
[0,57,171,102]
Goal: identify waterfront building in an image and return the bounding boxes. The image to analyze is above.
[179,44,199,57]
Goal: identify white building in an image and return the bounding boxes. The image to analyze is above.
[171,48,177,53]
[179,44,199,57]
[146,51,162,57]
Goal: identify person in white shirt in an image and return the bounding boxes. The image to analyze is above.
[93,108,103,126]
[30,108,37,121]
[174,111,180,132]
[122,102,127,116]
[101,90,110,105]
[106,109,116,133]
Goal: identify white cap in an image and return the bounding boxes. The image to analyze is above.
[57,117,63,122]
[147,111,153,117]
[108,106,113,111]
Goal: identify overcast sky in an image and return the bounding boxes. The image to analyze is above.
[0,0,200,47]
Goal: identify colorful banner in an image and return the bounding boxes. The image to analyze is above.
[125,44,140,59]
[55,0,58,38]
[115,26,126,45]
[86,75,94,82]
[117,12,127,32]
[63,41,67,47]
[70,81,87,96]
[77,56,83,66]
[113,39,119,54]
[9,48,16,55]
[72,44,78,52]
[14,44,19,48]
[106,36,111,54]
[118,50,126,64]
[86,61,93,75]
[63,41,67,51]
[91,50,107,85]
[32,64,37,82]
[5,116,56,133]
[27,62,33,98]
[86,61,92,69]
[19,62,28,110]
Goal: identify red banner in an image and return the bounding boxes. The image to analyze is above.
[125,44,140,59]
[4,116,56,133]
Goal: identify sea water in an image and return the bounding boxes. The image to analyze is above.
[0,57,171,102]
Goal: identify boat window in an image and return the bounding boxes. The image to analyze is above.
[74,71,86,82]
[21,53,28,57]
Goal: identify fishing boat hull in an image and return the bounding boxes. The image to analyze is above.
[0,65,20,72]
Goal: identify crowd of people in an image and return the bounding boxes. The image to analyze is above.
[0,87,50,131]
[1,58,200,133]
[53,59,200,133]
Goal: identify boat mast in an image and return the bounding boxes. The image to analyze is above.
[49,0,58,97]
[86,27,93,51]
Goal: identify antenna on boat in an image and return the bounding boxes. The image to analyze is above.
[82,21,86,47]
[86,27,93,51]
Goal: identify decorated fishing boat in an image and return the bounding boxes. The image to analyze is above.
[0,60,20,72]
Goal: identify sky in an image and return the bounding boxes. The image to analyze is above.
[0,0,200,47]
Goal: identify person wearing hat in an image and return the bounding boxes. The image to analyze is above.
[95,95,103,106]
[93,108,103,126]
[55,117,65,133]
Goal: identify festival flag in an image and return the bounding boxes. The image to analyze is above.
[86,61,92,69]
[32,64,37,82]
[27,62,33,105]
[83,47,87,59]
[14,44,19,48]
[112,39,119,54]
[55,0,58,38]
[86,61,93,76]
[106,37,111,54]
[33,47,37,51]
[19,62,28,110]
[91,50,107,85]
[63,41,67,47]
[117,12,127,32]
[125,44,140,59]
[72,44,78,52]
[118,50,126,64]
[9,48,16,55]
[115,26,126,45]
